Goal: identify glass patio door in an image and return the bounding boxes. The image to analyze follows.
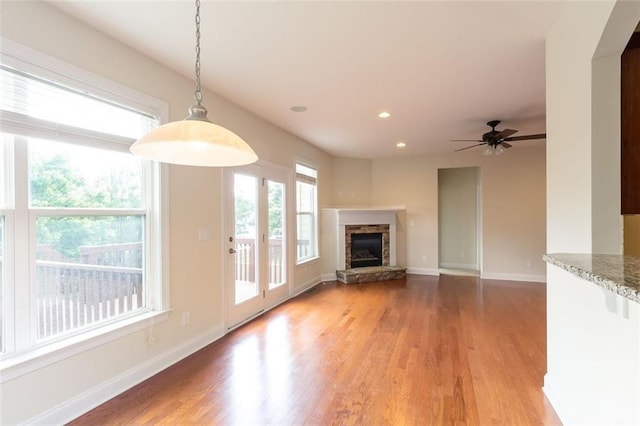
[226,166,289,328]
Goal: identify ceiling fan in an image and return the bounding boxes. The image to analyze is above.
[452,120,546,154]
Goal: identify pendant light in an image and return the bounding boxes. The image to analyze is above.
[130,0,258,167]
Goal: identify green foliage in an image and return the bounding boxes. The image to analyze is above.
[31,153,142,261]
[234,180,284,239]
[268,182,283,238]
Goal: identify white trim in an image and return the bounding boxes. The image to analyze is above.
[295,256,320,268]
[543,375,574,426]
[480,272,546,283]
[0,37,168,122]
[0,110,136,153]
[439,262,478,270]
[24,323,225,426]
[293,275,321,297]
[0,309,171,383]
[321,272,337,282]
[406,267,440,276]
[328,207,405,270]
[294,157,319,264]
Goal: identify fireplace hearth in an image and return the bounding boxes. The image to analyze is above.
[323,206,405,274]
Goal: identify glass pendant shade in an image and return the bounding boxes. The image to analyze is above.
[129,0,258,167]
[130,105,258,167]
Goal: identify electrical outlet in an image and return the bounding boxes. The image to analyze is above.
[459,251,465,259]
[422,255,427,262]
[182,311,190,326]
[526,259,533,268]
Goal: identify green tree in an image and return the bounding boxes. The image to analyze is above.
[31,153,142,261]
[268,182,283,238]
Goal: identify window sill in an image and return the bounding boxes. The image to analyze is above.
[0,309,172,383]
[296,256,320,268]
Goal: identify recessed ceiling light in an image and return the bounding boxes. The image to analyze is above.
[290,106,308,112]
[396,141,406,148]
[378,111,391,119]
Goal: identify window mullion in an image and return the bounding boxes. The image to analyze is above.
[13,136,31,351]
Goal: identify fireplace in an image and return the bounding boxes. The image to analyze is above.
[323,207,404,273]
[350,232,383,268]
[323,207,406,282]
[345,224,390,269]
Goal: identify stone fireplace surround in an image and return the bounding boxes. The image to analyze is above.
[345,224,389,269]
[332,207,403,271]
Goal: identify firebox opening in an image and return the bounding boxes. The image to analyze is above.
[350,233,383,268]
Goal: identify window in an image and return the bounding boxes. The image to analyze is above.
[0,43,167,362]
[296,162,318,263]
[0,215,5,354]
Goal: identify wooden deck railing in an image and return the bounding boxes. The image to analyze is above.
[35,243,144,340]
[235,238,292,284]
[25,237,305,340]
[36,261,143,339]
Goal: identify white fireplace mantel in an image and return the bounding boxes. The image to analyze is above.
[326,207,405,270]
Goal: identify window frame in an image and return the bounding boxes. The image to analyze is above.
[0,37,171,381]
[295,160,319,265]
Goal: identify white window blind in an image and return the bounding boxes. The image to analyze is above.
[296,162,318,263]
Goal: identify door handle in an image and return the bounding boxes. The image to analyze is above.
[229,248,236,254]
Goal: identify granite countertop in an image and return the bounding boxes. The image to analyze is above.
[543,253,640,304]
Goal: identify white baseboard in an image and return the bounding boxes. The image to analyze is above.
[406,267,440,276]
[543,374,573,425]
[439,262,478,270]
[321,272,337,282]
[27,325,226,425]
[323,267,544,283]
[481,271,546,283]
[293,275,322,297]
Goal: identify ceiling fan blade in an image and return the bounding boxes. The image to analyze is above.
[500,141,512,149]
[450,139,483,142]
[495,129,518,140]
[455,143,486,152]
[503,133,546,142]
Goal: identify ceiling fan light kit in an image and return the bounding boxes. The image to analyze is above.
[129,0,258,167]
[451,120,546,154]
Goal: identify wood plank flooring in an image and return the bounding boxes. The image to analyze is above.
[70,274,561,425]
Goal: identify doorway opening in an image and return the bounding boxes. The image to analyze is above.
[437,167,481,277]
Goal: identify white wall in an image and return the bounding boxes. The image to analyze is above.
[545,1,640,423]
[438,167,479,270]
[328,145,547,280]
[545,266,640,425]
[0,2,333,424]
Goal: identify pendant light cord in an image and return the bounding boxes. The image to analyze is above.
[194,0,202,106]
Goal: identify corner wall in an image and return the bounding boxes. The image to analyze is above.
[329,145,547,281]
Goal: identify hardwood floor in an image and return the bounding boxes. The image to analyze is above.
[71,274,561,425]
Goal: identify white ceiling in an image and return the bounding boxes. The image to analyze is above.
[49,0,567,159]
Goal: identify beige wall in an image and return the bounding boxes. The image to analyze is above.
[330,145,547,280]
[0,1,333,424]
[331,158,372,206]
[373,147,546,280]
[438,167,479,269]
